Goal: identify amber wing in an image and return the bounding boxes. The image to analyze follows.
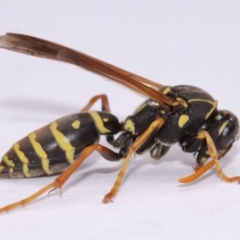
[0,33,175,105]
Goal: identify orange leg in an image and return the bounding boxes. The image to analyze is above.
[179,131,240,183]
[179,160,215,183]
[103,117,164,203]
[0,144,117,213]
[80,94,111,112]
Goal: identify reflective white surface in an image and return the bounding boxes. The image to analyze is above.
[0,1,240,240]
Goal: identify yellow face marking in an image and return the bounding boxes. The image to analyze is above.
[188,99,218,120]
[49,121,75,164]
[124,119,135,134]
[200,157,208,164]
[178,114,189,128]
[176,97,188,108]
[90,112,111,134]
[72,120,81,129]
[0,165,4,172]
[3,155,15,167]
[28,132,53,174]
[218,120,229,136]
[103,118,109,122]
[163,87,171,95]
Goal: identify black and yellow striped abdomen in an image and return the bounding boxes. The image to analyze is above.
[0,111,121,178]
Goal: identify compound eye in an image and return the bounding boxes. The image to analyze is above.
[216,113,239,149]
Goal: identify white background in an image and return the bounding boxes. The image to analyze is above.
[0,1,240,239]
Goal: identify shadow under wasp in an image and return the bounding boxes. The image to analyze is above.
[0,33,239,213]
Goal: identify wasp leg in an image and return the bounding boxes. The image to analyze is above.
[0,144,122,213]
[198,131,240,183]
[193,163,203,171]
[178,160,215,183]
[80,94,111,112]
[179,131,240,183]
[179,145,234,183]
[103,117,165,203]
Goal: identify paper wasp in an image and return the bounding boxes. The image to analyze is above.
[0,33,239,213]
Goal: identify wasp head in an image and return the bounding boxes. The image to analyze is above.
[210,110,239,152]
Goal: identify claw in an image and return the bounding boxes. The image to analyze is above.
[48,186,62,197]
[102,192,115,203]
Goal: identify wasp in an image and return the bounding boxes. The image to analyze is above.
[0,33,239,213]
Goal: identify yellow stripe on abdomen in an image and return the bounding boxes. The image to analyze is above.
[28,132,52,175]
[90,112,111,134]
[49,121,75,164]
[12,143,30,177]
[2,155,14,176]
[2,155,15,168]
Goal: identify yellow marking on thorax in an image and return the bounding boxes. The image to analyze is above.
[205,101,217,119]
[188,99,218,119]
[124,119,135,134]
[3,155,15,167]
[134,103,147,114]
[28,132,53,175]
[90,112,111,134]
[163,87,171,95]
[49,121,75,164]
[72,120,81,129]
[103,118,109,122]
[12,143,30,177]
[178,114,189,128]
[215,114,222,120]
[176,97,188,108]
[218,120,229,136]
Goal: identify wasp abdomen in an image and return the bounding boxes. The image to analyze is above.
[0,111,121,179]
